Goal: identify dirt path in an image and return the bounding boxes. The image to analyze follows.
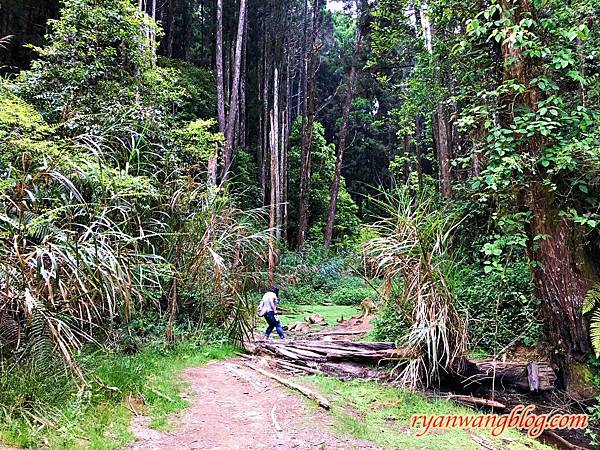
[128,359,380,450]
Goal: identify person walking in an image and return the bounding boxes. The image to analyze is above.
[260,287,285,339]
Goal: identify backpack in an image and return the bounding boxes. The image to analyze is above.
[257,298,267,317]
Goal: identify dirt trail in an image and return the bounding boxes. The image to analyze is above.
[128,359,380,450]
[129,311,379,450]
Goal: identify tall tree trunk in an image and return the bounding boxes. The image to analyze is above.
[260,36,270,205]
[239,16,248,149]
[299,0,309,117]
[222,0,247,181]
[433,105,452,199]
[283,53,292,242]
[166,0,176,57]
[297,0,322,247]
[215,0,225,133]
[273,68,282,239]
[268,100,280,285]
[209,0,225,184]
[499,0,592,394]
[323,2,365,248]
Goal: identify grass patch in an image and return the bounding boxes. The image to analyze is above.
[0,341,236,449]
[302,376,552,450]
[281,304,360,328]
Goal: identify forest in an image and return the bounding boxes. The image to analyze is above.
[0,0,599,448]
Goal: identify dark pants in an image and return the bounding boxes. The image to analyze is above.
[264,311,285,339]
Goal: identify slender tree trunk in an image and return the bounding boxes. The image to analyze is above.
[260,38,270,205]
[433,105,452,199]
[183,0,195,60]
[239,16,248,149]
[209,0,225,184]
[166,0,176,57]
[299,0,309,117]
[297,0,322,247]
[273,68,282,239]
[283,53,292,241]
[268,99,280,285]
[222,0,247,180]
[323,5,364,248]
[215,0,225,133]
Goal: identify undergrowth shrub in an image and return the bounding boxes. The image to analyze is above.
[450,262,540,353]
[370,301,411,343]
[277,246,377,306]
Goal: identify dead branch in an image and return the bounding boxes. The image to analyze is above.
[244,362,330,409]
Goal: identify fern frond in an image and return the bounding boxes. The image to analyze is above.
[583,283,600,314]
[590,309,600,358]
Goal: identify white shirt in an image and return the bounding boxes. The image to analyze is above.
[261,292,277,313]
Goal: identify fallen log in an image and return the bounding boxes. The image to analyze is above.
[286,340,396,351]
[244,362,330,409]
[462,359,556,391]
[253,341,411,363]
[268,358,323,375]
[246,340,557,393]
[311,330,366,336]
[438,394,507,410]
[542,430,588,450]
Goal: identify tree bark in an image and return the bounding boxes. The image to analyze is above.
[166,0,176,58]
[433,105,452,199]
[215,0,226,133]
[498,0,592,393]
[323,1,365,248]
[297,0,322,247]
[273,68,282,240]
[209,0,225,185]
[222,0,248,181]
[239,15,248,149]
[283,53,292,241]
[268,86,281,284]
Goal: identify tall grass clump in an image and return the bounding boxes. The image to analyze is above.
[363,187,468,388]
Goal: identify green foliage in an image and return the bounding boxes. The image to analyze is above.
[370,299,411,343]
[231,146,261,208]
[0,0,266,373]
[158,57,216,121]
[277,246,377,306]
[282,276,374,306]
[583,283,600,358]
[16,0,158,127]
[451,263,540,352]
[287,118,360,245]
[176,118,222,163]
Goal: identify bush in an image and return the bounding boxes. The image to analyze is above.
[277,246,375,306]
[370,298,412,343]
[450,262,540,353]
[328,277,375,305]
[280,284,327,305]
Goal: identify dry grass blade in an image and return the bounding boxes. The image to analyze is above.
[363,187,468,388]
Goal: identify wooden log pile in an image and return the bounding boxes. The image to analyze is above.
[246,340,557,392]
[249,340,411,363]
[246,339,411,380]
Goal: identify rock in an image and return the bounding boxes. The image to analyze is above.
[305,313,324,324]
[289,322,310,332]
